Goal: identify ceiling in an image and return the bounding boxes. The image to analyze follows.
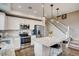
[11,3,79,18]
[0,3,79,19]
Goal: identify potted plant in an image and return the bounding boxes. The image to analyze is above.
[49,31,53,37]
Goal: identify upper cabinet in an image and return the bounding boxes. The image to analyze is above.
[7,16,20,30]
[7,16,43,30]
[0,12,7,30]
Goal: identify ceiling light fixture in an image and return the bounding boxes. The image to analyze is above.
[56,8,59,20]
[42,3,46,19]
[42,3,46,26]
[18,6,22,8]
[41,3,44,8]
[42,3,44,17]
[28,6,32,9]
[50,4,54,18]
[41,3,45,20]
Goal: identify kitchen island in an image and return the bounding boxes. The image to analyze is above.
[33,36,66,56]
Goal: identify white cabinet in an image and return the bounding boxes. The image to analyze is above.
[31,35,36,45]
[7,17,20,30]
[13,37,21,50]
[0,12,6,30]
[7,16,43,30]
[7,16,25,30]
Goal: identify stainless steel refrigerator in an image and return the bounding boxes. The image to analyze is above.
[33,25,44,38]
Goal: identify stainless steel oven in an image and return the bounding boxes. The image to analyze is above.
[19,32,31,44]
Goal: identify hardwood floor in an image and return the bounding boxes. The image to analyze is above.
[15,46,34,56]
[15,46,79,56]
[63,47,79,56]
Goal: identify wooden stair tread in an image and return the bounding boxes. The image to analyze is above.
[68,39,79,51]
[70,41,79,45]
[71,40,79,43]
[69,40,79,48]
[69,44,79,50]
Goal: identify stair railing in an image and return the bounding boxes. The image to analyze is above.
[48,19,70,39]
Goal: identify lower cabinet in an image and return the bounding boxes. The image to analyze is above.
[13,37,21,50]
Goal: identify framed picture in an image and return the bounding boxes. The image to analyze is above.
[61,14,67,19]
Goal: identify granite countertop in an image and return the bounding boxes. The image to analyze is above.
[0,38,11,44]
[0,39,10,50]
[0,38,15,56]
[0,42,9,49]
[34,36,66,47]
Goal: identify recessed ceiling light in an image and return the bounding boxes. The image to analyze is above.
[18,6,22,8]
[51,20,54,22]
[34,11,37,14]
[28,6,32,9]
[42,4,44,8]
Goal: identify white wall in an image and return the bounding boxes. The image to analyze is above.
[58,10,79,40]
[47,22,65,38]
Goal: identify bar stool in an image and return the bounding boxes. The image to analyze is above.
[61,37,72,55]
[49,44,61,56]
[62,40,68,55]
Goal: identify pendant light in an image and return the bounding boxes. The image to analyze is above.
[56,8,59,20]
[42,3,46,26]
[42,3,45,19]
[50,4,54,18]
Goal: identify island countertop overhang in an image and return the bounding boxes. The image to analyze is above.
[33,36,66,47]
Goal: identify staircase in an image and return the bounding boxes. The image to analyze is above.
[48,19,79,51]
[48,19,69,39]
